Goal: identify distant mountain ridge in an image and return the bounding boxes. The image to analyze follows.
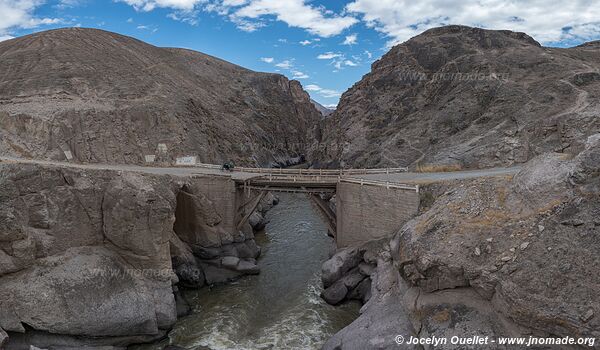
[313,25,600,169]
[0,28,321,166]
[311,99,335,117]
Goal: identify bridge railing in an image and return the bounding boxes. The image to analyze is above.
[189,162,408,175]
[339,178,419,192]
[250,173,339,183]
[245,173,419,192]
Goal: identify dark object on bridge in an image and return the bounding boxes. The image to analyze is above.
[221,161,235,172]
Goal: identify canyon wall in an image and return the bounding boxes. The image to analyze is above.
[324,134,600,349]
[314,25,600,170]
[0,163,269,349]
[0,28,321,167]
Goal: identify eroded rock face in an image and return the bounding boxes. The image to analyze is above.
[0,28,321,166]
[328,136,600,349]
[0,163,266,348]
[314,25,600,169]
[394,138,600,339]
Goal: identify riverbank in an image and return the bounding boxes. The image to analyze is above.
[131,193,360,350]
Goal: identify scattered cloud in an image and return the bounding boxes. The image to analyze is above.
[0,34,15,42]
[317,52,342,59]
[342,33,357,45]
[275,59,293,69]
[228,15,265,32]
[230,0,358,37]
[299,39,311,45]
[56,0,84,9]
[345,0,600,46]
[136,24,159,32]
[303,84,341,98]
[319,88,342,98]
[364,50,372,58]
[0,0,62,39]
[127,17,134,23]
[317,51,359,70]
[118,0,204,12]
[167,10,200,25]
[260,57,274,63]
[292,70,309,79]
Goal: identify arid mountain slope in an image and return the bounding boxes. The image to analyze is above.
[314,25,600,169]
[311,99,334,117]
[0,28,321,166]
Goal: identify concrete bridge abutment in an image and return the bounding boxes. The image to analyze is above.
[335,181,420,248]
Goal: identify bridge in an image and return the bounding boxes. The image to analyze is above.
[0,156,521,247]
[181,163,421,246]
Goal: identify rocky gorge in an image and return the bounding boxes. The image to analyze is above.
[1,24,599,350]
[0,163,277,349]
[320,133,600,349]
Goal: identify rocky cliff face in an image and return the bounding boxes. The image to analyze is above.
[0,28,321,166]
[324,134,600,349]
[314,25,600,169]
[0,164,270,348]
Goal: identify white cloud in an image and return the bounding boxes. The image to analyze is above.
[317,52,342,59]
[119,0,358,35]
[299,39,311,45]
[303,84,341,98]
[260,57,274,63]
[56,0,82,9]
[317,51,359,70]
[292,70,309,79]
[275,59,293,69]
[230,0,358,37]
[364,50,372,58]
[0,0,62,38]
[345,0,600,46]
[167,10,199,25]
[342,33,357,45]
[0,34,14,41]
[127,17,134,23]
[319,88,341,98]
[118,0,206,12]
[228,15,264,32]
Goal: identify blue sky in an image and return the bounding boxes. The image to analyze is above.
[1,0,600,107]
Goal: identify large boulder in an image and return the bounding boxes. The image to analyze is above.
[323,255,418,350]
[0,164,183,348]
[321,247,363,287]
[0,246,176,337]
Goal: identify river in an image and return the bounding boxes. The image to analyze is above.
[132,193,360,350]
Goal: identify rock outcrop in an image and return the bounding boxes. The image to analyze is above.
[0,163,268,348]
[325,134,600,349]
[0,28,321,166]
[314,25,600,169]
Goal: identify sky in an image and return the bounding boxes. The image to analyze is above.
[1,1,600,107]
